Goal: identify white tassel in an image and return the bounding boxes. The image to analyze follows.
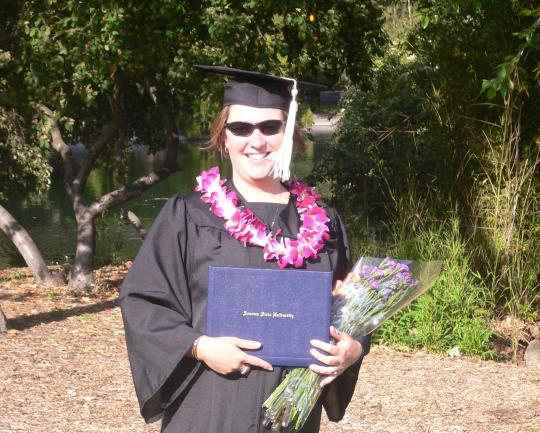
[274,80,298,181]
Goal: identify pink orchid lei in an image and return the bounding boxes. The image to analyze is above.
[195,166,330,269]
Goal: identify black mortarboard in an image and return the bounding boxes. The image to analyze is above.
[194,65,327,181]
[193,65,326,110]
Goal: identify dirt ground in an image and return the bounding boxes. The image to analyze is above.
[1,267,538,433]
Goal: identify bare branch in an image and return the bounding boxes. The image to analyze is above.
[74,93,123,194]
[157,92,181,164]
[0,204,64,286]
[39,104,76,201]
[89,165,179,215]
[121,207,147,239]
[88,87,182,215]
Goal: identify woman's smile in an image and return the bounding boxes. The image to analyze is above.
[245,152,271,161]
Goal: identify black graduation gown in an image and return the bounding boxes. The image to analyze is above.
[120,188,370,433]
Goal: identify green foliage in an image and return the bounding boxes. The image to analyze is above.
[0,107,51,200]
[415,1,540,109]
[7,0,387,153]
[481,11,540,100]
[94,216,135,267]
[298,105,314,127]
[471,100,540,354]
[0,5,51,199]
[0,0,389,203]
[343,186,495,357]
[375,216,494,359]
[314,47,455,221]
[417,1,540,100]
[314,1,539,358]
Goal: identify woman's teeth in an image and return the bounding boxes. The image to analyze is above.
[246,153,269,161]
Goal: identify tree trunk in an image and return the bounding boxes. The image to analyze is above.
[0,307,7,333]
[68,208,96,291]
[0,205,64,286]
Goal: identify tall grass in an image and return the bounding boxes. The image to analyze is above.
[345,190,495,359]
[471,88,540,361]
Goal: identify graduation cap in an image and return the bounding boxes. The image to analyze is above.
[193,65,327,181]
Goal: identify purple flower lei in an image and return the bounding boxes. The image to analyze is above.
[195,166,331,268]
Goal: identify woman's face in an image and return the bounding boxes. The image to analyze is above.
[224,104,285,190]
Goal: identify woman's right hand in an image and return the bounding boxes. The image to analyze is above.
[194,335,273,375]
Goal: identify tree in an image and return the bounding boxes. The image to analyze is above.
[0,32,63,287]
[5,0,387,291]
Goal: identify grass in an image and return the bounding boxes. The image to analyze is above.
[345,197,496,359]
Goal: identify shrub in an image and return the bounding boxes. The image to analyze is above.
[375,216,495,359]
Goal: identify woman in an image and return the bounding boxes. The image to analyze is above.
[120,66,369,433]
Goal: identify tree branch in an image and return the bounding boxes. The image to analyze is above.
[88,87,181,216]
[89,165,180,215]
[39,104,76,202]
[74,93,123,194]
[121,206,147,239]
[157,90,182,165]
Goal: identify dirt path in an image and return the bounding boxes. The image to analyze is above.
[1,271,538,433]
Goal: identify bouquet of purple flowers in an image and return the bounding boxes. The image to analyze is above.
[262,257,441,431]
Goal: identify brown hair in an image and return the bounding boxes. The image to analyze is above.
[206,106,306,157]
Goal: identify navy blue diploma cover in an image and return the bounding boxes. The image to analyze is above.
[206,266,332,367]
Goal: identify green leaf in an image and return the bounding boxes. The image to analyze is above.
[521,9,532,16]
[421,15,430,29]
[480,79,491,94]
[486,88,497,100]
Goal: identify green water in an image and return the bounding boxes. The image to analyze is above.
[0,137,324,269]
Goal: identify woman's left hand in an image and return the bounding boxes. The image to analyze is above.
[309,326,364,387]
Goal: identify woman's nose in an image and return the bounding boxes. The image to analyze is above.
[248,128,266,148]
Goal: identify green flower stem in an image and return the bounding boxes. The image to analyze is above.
[263,368,323,431]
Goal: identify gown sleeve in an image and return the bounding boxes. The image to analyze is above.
[322,210,371,422]
[119,195,202,423]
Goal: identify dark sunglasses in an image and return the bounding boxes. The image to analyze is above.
[225,120,284,137]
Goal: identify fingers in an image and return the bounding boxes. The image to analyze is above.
[309,363,341,387]
[320,374,338,387]
[310,347,339,366]
[243,353,273,371]
[226,338,273,371]
[310,338,338,355]
[309,327,361,388]
[309,362,340,376]
[329,325,342,340]
[227,337,262,351]
[220,339,272,372]
[195,336,273,375]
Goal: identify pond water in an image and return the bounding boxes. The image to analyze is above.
[0,131,331,269]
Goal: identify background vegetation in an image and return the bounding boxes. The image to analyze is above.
[312,0,539,361]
